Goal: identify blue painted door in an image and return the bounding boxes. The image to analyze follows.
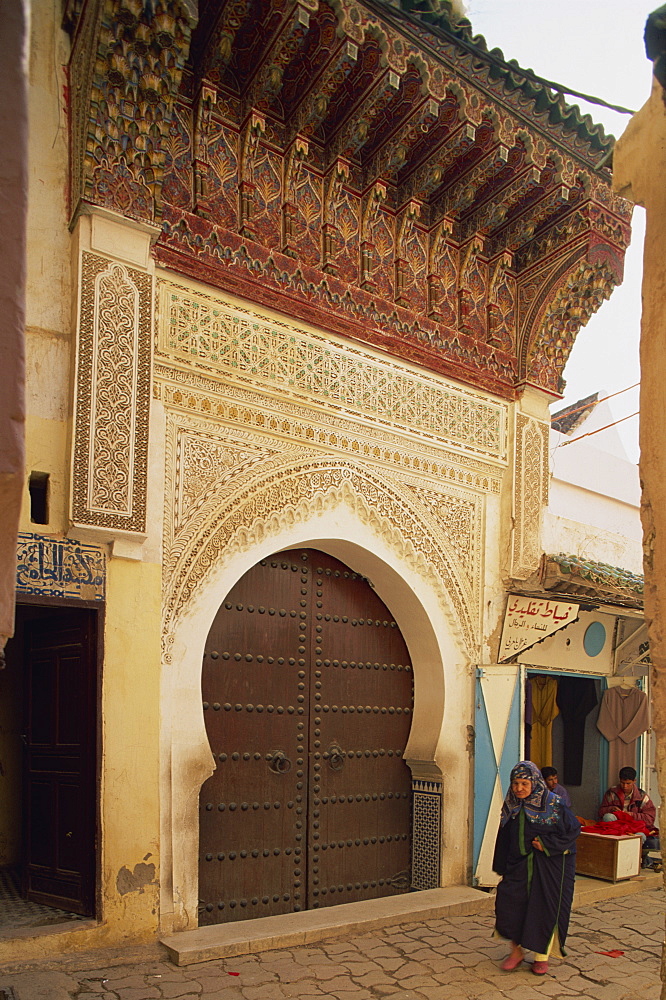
[473,665,522,885]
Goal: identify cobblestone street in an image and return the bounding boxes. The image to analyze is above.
[1,887,664,1000]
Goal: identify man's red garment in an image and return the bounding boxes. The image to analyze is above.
[598,784,656,829]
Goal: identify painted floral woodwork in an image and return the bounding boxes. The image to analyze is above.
[65,0,632,399]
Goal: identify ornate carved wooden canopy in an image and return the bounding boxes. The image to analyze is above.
[64,0,632,398]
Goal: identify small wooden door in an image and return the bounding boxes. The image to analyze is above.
[199,549,413,924]
[23,610,97,915]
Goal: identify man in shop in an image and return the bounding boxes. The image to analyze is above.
[540,767,573,809]
[598,766,660,868]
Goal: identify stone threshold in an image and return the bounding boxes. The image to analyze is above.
[160,886,493,966]
[161,872,665,967]
[573,869,663,907]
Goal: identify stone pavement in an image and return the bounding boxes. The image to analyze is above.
[1,887,664,1000]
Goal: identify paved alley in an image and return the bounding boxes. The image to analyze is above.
[1,887,664,1000]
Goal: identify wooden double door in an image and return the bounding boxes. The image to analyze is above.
[199,549,414,924]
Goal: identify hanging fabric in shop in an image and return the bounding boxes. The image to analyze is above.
[529,675,559,768]
[596,685,649,784]
[524,678,533,761]
[556,677,598,786]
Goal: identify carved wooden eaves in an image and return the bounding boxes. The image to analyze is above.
[66,0,632,399]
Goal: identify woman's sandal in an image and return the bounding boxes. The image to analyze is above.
[500,949,524,971]
[532,960,549,975]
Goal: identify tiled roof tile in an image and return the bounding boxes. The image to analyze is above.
[384,0,616,156]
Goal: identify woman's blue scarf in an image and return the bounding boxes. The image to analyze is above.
[500,760,562,827]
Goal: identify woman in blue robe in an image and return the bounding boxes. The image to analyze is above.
[493,760,580,976]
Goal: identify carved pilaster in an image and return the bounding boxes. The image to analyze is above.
[193,83,217,218]
[71,212,155,538]
[511,412,549,579]
[360,181,387,289]
[427,218,455,321]
[282,136,309,257]
[322,159,350,275]
[395,199,421,307]
[239,112,266,240]
[458,236,487,339]
[487,251,515,351]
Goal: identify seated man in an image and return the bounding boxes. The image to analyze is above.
[599,766,659,867]
[541,766,572,809]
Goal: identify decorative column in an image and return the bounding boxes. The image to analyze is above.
[193,83,217,218]
[70,207,157,549]
[282,136,309,257]
[511,408,549,579]
[395,199,421,308]
[322,158,350,275]
[239,112,266,240]
[360,181,387,290]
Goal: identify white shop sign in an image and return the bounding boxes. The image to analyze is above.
[499,595,579,661]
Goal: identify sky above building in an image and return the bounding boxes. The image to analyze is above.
[465,0,656,462]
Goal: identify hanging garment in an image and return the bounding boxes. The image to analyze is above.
[596,685,649,784]
[529,676,559,769]
[556,677,598,786]
[524,678,533,762]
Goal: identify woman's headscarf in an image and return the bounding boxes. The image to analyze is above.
[500,760,562,827]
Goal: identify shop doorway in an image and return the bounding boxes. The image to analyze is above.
[0,605,98,928]
[199,548,414,925]
[526,672,603,820]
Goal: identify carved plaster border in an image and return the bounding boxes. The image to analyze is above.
[72,251,152,533]
[511,412,549,579]
[156,277,508,464]
[154,370,503,496]
[162,415,481,659]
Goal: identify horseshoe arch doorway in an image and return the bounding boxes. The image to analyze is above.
[198,548,414,924]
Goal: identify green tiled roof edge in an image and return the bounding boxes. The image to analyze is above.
[384,0,614,155]
[550,553,644,595]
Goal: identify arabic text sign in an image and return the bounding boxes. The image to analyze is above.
[499,595,579,661]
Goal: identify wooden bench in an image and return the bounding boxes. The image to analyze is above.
[575,831,641,882]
